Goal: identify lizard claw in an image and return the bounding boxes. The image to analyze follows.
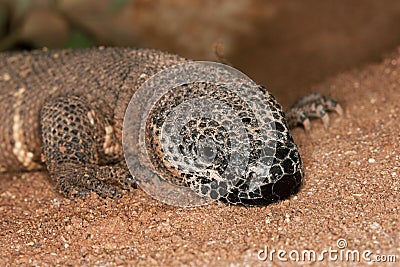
[321,113,330,129]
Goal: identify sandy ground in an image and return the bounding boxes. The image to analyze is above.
[1,47,399,266]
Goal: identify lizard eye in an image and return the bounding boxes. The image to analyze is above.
[249,171,257,179]
[198,138,217,162]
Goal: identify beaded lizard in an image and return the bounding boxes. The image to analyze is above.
[0,47,342,206]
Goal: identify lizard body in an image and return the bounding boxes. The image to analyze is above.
[0,47,342,206]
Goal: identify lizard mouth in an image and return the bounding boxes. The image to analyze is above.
[220,170,304,206]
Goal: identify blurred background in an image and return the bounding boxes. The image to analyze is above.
[1,0,400,106]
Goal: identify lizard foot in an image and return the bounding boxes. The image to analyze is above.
[286,92,343,130]
[51,164,136,198]
[40,95,136,199]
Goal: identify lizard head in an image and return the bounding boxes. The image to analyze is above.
[123,61,304,206]
[144,82,304,206]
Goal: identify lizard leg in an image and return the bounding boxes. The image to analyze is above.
[285,92,343,130]
[40,96,135,198]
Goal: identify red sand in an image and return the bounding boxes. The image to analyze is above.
[1,49,399,266]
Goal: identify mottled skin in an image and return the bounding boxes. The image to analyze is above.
[0,47,342,206]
